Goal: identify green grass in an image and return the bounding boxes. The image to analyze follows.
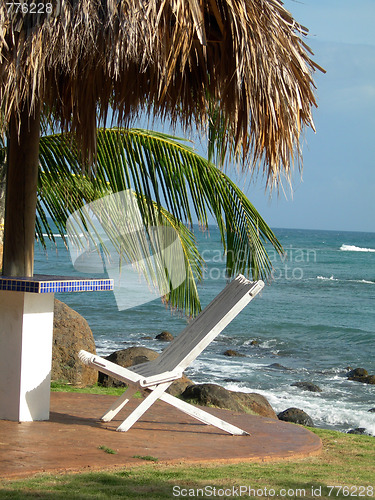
[132,455,159,462]
[0,383,373,499]
[98,446,117,455]
[1,429,374,499]
[50,381,142,398]
[50,381,127,397]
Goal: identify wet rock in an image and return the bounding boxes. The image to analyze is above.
[347,368,368,378]
[291,381,322,393]
[223,349,245,357]
[268,363,292,371]
[277,407,314,427]
[52,299,97,386]
[347,428,367,435]
[368,408,375,413]
[155,330,174,342]
[250,340,259,346]
[181,383,277,419]
[347,367,375,384]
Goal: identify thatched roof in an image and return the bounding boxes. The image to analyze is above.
[0,0,323,184]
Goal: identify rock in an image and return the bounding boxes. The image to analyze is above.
[291,381,322,393]
[268,363,292,371]
[347,367,375,384]
[223,349,245,357]
[368,408,375,413]
[347,428,367,435]
[347,367,368,379]
[167,374,195,397]
[97,346,192,396]
[277,407,314,427]
[155,331,174,342]
[98,347,158,387]
[141,336,153,340]
[250,340,259,346]
[52,299,97,386]
[181,383,277,419]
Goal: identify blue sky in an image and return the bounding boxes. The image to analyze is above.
[241,0,375,232]
[142,1,375,233]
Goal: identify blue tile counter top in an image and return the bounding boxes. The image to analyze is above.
[0,275,114,293]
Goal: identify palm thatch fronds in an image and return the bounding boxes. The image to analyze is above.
[0,0,323,184]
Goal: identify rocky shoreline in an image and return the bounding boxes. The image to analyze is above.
[52,302,375,437]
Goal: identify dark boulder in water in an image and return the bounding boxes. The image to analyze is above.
[368,408,375,413]
[223,349,245,357]
[347,367,368,378]
[347,367,375,384]
[291,381,322,393]
[267,363,292,371]
[155,330,174,341]
[277,407,314,427]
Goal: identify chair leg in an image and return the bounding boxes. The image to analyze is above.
[100,386,138,422]
[116,381,172,432]
[160,392,249,436]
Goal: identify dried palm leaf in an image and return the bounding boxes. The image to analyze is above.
[0,0,323,184]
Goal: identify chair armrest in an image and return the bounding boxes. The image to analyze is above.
[139,369,183,388]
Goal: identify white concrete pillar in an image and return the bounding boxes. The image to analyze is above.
[0,291,54,421]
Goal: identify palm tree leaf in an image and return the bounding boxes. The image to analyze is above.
[37,128,283,284]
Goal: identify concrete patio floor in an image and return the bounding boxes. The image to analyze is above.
[0,392,322,479]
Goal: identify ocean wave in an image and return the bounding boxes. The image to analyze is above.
[340,244,375,252]
[42,233,67,238]
[317,275,375,285]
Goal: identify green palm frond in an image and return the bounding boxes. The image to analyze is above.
[37,128,282,281]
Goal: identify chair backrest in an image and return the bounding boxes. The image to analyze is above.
[131,275,264,377]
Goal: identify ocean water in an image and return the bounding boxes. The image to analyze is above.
[35,227,375,435]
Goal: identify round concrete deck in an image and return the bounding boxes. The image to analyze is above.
[0,392,322,478]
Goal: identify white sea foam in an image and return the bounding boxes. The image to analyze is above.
[42,233,66,238]
[317,275,338,281]
[317,275,374,285]
[248,387,375,436]
[340,244,375,252]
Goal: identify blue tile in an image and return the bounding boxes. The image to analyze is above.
[0,275,114,294]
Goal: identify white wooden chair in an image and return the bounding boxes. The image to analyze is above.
[79,275,264,434]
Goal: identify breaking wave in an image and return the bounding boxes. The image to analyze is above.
[340,244,375,252]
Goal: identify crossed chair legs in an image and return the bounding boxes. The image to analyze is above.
[79,350,249,435]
